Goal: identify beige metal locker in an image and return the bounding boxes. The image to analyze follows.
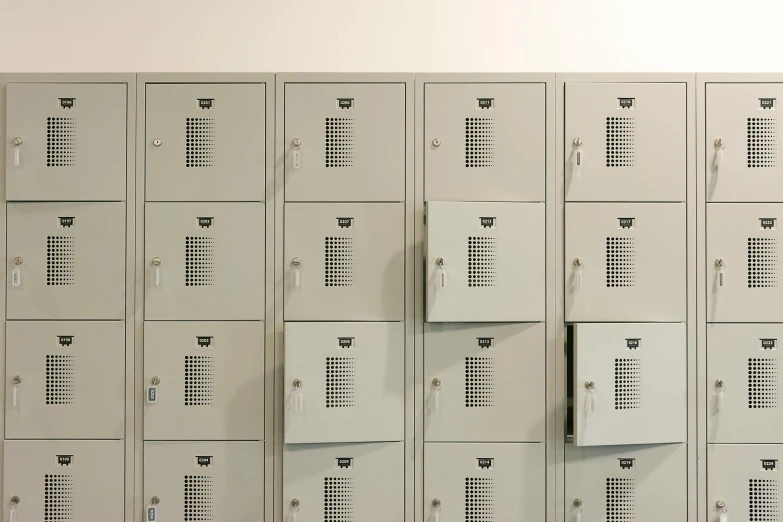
[7,202,126,320]
[5,321,125,439]
[144,202,264,320]
[426,201,545,322]
[573,323,687,446]
[709,444,783,522]
[144,321,264,441]
[145,83,266,201]
[424,82,546,202]
[144,441,263,522]
[707,203,783,322]
[284,322,404,444]
[284,442,403,522]
[5,83,127,201]
[565,443,687,522]
[424,443,545,522]
[284,83,405,202]
[706,83,783,202]
[707,324,783,443]
[4,440,124,522]
[284,203,404,321]
[565,82,686,202]
[424,323,545,442]
[565,202,686,322]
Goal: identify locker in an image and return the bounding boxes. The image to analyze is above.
[573,323,686,446]
[424,323,545,442]
[424,82,546,202]
[144,321,264,441]
[4,440,124,522]
[284,322,404,443]
[426,201,545,322]
[5,321,125,439]
[144,441,263,522]
[284,203,404,321]
[145,83,266,201]
[144,202,265,320]
[707,324,783,443]
[565,82,686,202]
[565,203,686,322]
[707,203,783,322]
[284,83,405,202]
[424,443,545,522]
[5,83,127,201]
[7,202,126,320]
[284,442,403,522]
[706,83,783,202]
[565,443,687,522]
[708,444,783,522]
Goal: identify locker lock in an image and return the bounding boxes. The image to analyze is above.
[293,379,303,388]
[584,381,595,390]
[714,138,725,150]
[291,257,302,268]
[435,257,445,267]
[291,498,300,509]
[153,138,162,147]
[432,378,441,388]
[432,138,442,147]
[10,496,19,506]
[716,500,726,510]
[150,496,160,506]
[573,258,583,267]
[12,137,23,147]
[152,257,162,267]
[292,138,302,148]
[11,376,22,386]
[432,499,441,509]
[715,379,725,389]
[12,257,23,268]
[573,499,582,508]
[151,376,160,386]
[573,137,583,148]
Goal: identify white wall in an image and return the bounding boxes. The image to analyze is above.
[0,0,780,72]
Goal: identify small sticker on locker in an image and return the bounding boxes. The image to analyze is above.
[58,217,75,228]
[477,337,494,348]
[760,218,776,230]
[198,98,215,110]
[618,98,635,109]
[338,337,355,349]
[336,458,353,469]
[59,98,75,109]
[626,338,641,350]
[147,507,157,522]
[196,336,213,348]
[762,459,778,471]
[147,386,158,404]
[196,456,214,467]
[476,98,494,110]
[760,98,777,110]
[56,455,74,466]
[618,218,635,229]
[58,336,74,347]
[336,98,354,110]
[336,218,355,229]
[198,217,214,228]
[479,217,497,229]
[761,339,777,350]
[477,458,494,470]
[619,458,635,469]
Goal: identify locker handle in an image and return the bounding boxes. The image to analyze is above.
[432,378,441,410]
[572,137,584,179]
[9,495,19,522]
[584,381,596,413]
[152,257,162,286]
[435,257,446,287]
[12,137,23,168]
[292,138,302,169]
[293,379,304,412]
[715,379,725,412]
[572,258,583,289]
[716,500,728,522]
[291,498,300,522]
[715,259,725,287]
[11,256,23,288]
[147,496,160,522]
[11,376,21,408]
[573,499,583,522]
[714,138,725,171]
[291,258,302,288]
[432,498,441,522]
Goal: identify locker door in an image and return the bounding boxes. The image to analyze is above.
[709,445,783,522]
[707,324,783,443]
[424,443,545,522]
[284,322,404,443]
[565,203,686,322]
[4,440,124,522]
[5,83,127,201]
[144,202,264,320]
[7,203,126,320]
[424,82,545,202]
[283,442,403,522]
[424,323,545,442]
[145,83,266,201]
[284,203,404,321]
[573,323,686,446]
[284,83,405,202]
[426,202,545,322]
[706,83,783,202]
[144,322,264,441]
[144,441,263,522]
[707,203,783,322]
[5,321,124,439]
[565,82,686,202]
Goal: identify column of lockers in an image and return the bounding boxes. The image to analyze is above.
[2,75,133,521]
[560,77,691,522]
[417,75,549,522]
[702,76,783,522]
[279,74,411,522]
[138,75,271,522]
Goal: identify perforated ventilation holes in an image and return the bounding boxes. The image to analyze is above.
[465,477,494,522]
[185,118,215,168]
[47,236,75,286]
[748,238,778,288]
[324,477,353,522]
[44,474,74,522]
[325,118,354,168]
[747,118,778,168]
[465,356,494,408]
[465,117,495,168]
[606,237,636,288]
[326,357,355,408]
[184,355,214,406]
[324,237,355,287]
[47,117,75,168]
[749,478,779,522]
[184,475,214,521]
[468,237,497,288]
[46,354,74,405]
[606,117,636,168]
[185,236,215,287]
[615,358,641,410]
[749,358,779,409]
[605,478,636,522]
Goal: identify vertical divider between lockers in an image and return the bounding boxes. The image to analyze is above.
[695,74,707,522]
[0,75,9,521]
[413,74,424,522]
[273,73,284,522]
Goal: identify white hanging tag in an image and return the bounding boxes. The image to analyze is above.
[13,147,20,168]
[294,268,301,289]
[146,386,158,404]
[575,510,581,522]
[12,267,21,287]
[295,387,304,412]
[155,266,161,287]
[434,386,440,410]
[434,509,440,522]
[147,506,157,522]
[577,266,583,289]
[573,148,583,179]
[714,146,723,170]
[440,267,447,288]
[10,506,17,522]
[292,508,299,522]
[718,265,725,287]
[590,389,596,412]
[293,150,301,169]
[716,387,724,413]
[12,384,18,408]
[719,509,729,522]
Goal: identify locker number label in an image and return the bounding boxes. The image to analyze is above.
[58,217,75,228]
[477,458,494,470]
[625,338,641,350]
[198,217,214,228]
[618,98,635,109]
[57,455,74,466]
[338,337,354,348]
[196,456,214,467]
[336,458,353,469]
[619,458,635,469]
[762,459,778,471]
[58,335,74,347]
[760,98,776,110]
[479,217,496,229]
[761,339,777,350]
[618,218,635,229]
[336,98,354,110]
[147,507,158,522]
[59,98,75,109]
[336,218,354,229]
[760,218,776,230]
[198,98,214,109]
[197,336,213,348]
[477,337,494,348]
[476,98,494,110]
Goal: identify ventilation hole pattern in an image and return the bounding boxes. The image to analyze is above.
[465,357,494,408]
[47,236,75,286]
[615,358,641,410]
[324,477,353,522]
[184,475,214,521]
[606,478,636,522]
[465,117,495,168]
[748,238,778,288]
[465,478,494,522]
[468,237,497,287]
[184,355,214,406]
[185,236,215,287]
[326,357,355,408]
[747,118,778,168]
[185,118,215,168]
[44,474,74,522]
[47,117,75,167]
[45,354,74,405]
[324,237,354,287]
[749,358,779,409]
[325,118,354,168]
[606,237,636,288]
[606,117,636,167]
[749,478,779,522]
